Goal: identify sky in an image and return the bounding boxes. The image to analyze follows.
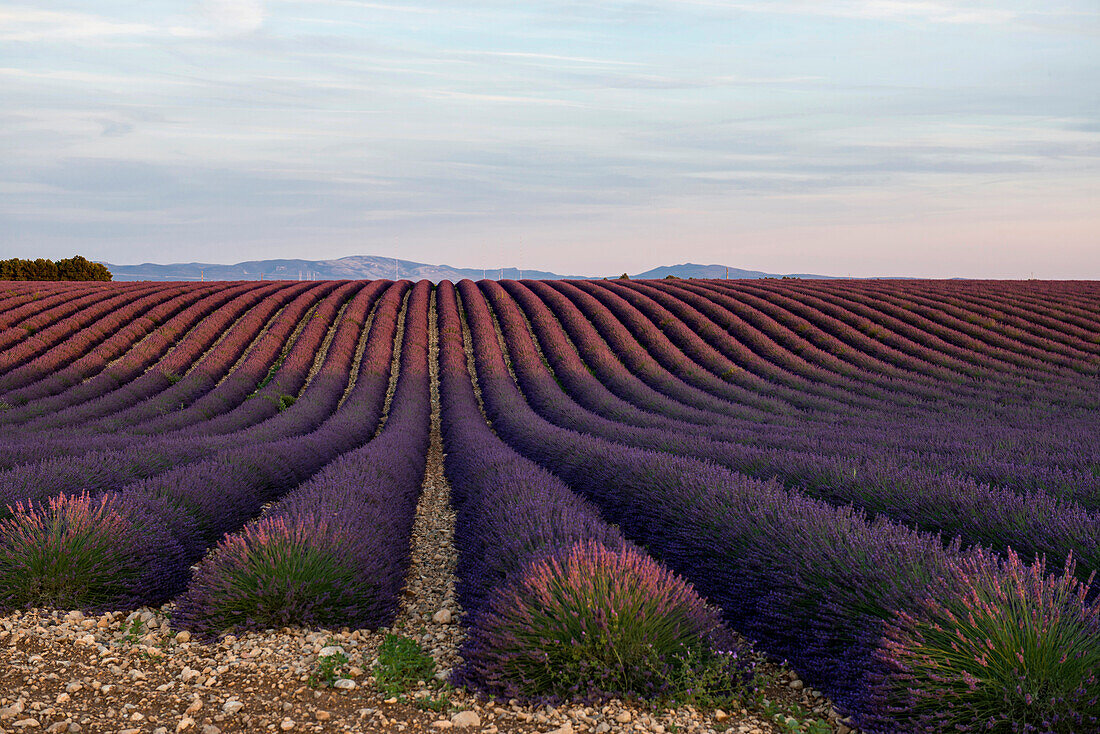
[1,1,1097,278]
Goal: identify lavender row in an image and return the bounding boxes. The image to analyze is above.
[522,280,778,423]
[90,280,339,437]
[473,281,1100,575]
[881,281,1100,359]
[494,280,1100,507]
[0,282,191,394]
[173,280,431,635]
[556,280,801,418]
[0,281,304,442]
[139,279,373,438]
[849,281,1098,369]
[648,278,987,396]
[0,283,225,406]
[518,279,1100,488]
[679,279,994,401]
[0,282,152,354]
[759,279,1092,385]
[0,281,413,613]
[457,281,1099,730]
[0,282,252,425]
[438,281,750,702]
[0,281,401,517]
[184,279,400,443]
[603,279,889,413]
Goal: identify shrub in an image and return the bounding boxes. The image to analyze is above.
[867,550,1100,733]
[172,514,380,636]
[458,541,753,703]
[375,634,437,695]
[0,492,187,612]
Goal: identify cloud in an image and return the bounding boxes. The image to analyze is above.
[0,8,154,42]
[0,3,268,44]
[191,0,266,36]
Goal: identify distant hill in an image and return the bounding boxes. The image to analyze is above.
[104,256,832,282]
[104,255,587,282]
[631,263,831,280]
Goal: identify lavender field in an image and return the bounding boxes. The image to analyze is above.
[1,278,1098,733]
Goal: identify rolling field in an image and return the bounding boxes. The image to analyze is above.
[0,278,1098,733]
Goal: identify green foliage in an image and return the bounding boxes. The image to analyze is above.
[648,645,758,709]
[374,634,436,696]
[122,618,145,645]
[253,356,285,394]
[310,642,351,688]
[758,700,831,733]
[875,550,1100,732]
[0,255,111,281]
[415,686,453,712]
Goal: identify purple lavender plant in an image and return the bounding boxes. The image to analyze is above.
[866,550,1100,733]
[458,541,750,703]
[0,491,187,612]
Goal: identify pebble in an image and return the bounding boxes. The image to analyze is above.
[431,609,452,624]
[222,700,244,715]
[333,678,356,689]
[279,718,295,731]
[450,710,480,728]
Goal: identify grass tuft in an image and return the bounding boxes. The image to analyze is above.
[375,634,437,696]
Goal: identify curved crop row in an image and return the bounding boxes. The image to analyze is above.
[0,283,250,425]
[173,280,432,635]
[0,283,194,393]
[453,278,1100,730]
[0,281,404,519]
[438,281,753,703]
[0,281,303,442]
[0,283,224,406]
[0,283,150,354]
[471,281,1100,575]
[0,281,414,613]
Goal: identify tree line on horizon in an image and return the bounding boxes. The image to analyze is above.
[0,256,112,281]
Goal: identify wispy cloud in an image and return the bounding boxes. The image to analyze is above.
[0,2,268,43]
[0,8,155,42]
[184,0,267,36]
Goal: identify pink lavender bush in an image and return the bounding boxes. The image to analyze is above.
[0,492,187,612]
[459,541,749,702]
[866,550,1100,733]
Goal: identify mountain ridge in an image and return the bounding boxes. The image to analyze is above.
[103,256,832,282]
